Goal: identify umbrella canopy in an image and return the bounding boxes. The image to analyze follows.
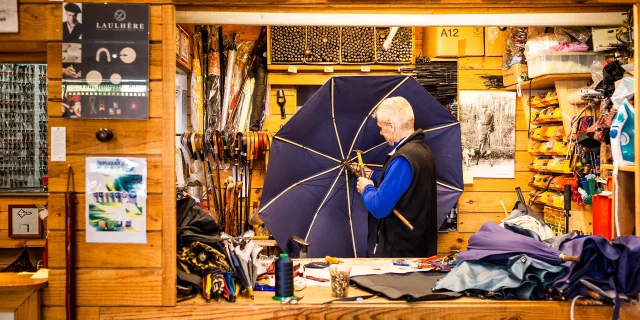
[550,235,640,299]
[457,222,574,265]
[433,254,567,300]
[259,76,462,258]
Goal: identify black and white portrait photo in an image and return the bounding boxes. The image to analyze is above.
[460,91,516,179]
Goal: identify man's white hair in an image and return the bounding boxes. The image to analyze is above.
[374,96,414,129]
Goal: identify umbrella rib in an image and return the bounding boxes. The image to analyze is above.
[424,122,460,133]
[273,135,342,164]
[437,180,463,192]
[304,167,345,242]
[258,165,342,214]
[344,170,358,258]
[346,76,410,158]
[331,78,346,160]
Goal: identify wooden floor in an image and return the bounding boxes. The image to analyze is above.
[93,285,640,320]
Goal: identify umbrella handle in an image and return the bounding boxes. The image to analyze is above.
[559,253,580,262]
[392,209,414,231]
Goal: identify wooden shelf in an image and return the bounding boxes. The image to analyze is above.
[505,73,592,91]
[267,64,413,72]
[176,59,191,74]
[601,163,636,173]
[0,239,45,248]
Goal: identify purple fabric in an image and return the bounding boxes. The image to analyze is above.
[457,222,565,265]
[259,76,463,258]
[612,236,640,296]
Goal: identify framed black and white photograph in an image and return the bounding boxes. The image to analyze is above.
[8,205,42,239]
[460,91,516,179]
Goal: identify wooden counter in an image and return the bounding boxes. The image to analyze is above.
[101,277,639,320]
[0,273,48,320]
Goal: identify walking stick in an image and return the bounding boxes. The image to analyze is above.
[65,165,77,320]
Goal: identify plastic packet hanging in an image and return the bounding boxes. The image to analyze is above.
[190,32,204,133]
[486,27,502,45]
[206,27,222,131]
[524,34,560,58]
[555,27,591,44]
[502,27,528,70]
[611,77,635,109]
[225,40,255,132]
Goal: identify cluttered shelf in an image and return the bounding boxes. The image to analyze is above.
[601,164,636,173]
[505,73,592,91]
[267,64,414,72]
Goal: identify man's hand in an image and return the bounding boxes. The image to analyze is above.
[356,177,373,194]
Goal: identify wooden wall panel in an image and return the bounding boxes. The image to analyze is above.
[161,5,177,307]
[47,231,162,268]
[454,55,534,250]
[43,269,163,307]
[42,3,174,319]
[42,307,99,320]
[47,118,164,155]
[47,193,163,231]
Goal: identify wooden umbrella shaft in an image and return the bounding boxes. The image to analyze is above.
[65,192,76,320]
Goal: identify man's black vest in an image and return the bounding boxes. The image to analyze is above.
[366,129,437,258]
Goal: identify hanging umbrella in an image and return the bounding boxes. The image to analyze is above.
[457,222,579,265]
[258,76,463,258]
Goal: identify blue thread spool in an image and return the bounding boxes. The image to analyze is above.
[273,253,295,301]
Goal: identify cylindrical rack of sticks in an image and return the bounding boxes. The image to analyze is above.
[177,131,272,237]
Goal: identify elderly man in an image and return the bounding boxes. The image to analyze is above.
[63,3,83,41]
[355,96,437,258]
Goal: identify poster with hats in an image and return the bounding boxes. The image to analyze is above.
[61,3,149,119]
[85,157,147,244]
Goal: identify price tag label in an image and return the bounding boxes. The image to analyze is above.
[324,66,334,73]
[361,66,371,72]
[287,66,298,73]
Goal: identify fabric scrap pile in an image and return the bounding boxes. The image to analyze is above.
[433,222,640,319]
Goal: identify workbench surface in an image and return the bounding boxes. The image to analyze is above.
[100,259,639,319]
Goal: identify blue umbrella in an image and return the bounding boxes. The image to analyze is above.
[457,222,579,265]
[258,76,462,258]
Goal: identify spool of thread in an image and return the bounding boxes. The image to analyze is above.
[273,253,294,301]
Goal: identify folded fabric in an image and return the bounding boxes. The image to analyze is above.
[350,271,461,302]
[548,42,589,52]
[501,214,554,240]
[433,254,567,300]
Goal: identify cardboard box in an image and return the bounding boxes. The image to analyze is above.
[502,63,528,87]
[424,27,484,58]
[592,28,621,52]
[485,27,506,57]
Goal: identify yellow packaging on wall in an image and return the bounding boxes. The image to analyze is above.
[424,27,484,58]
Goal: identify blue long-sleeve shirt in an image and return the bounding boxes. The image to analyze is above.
[362,143,412,219]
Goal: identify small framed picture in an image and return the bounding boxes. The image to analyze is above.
[8,205,42,239]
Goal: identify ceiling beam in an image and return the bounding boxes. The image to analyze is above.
[176,11,626,27]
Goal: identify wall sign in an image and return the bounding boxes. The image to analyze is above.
[85,157,147,244]
[0,0,18,33]
[62,3,149,119]
[8,205,42,239]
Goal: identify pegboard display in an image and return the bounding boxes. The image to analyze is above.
[0,64,48,192]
